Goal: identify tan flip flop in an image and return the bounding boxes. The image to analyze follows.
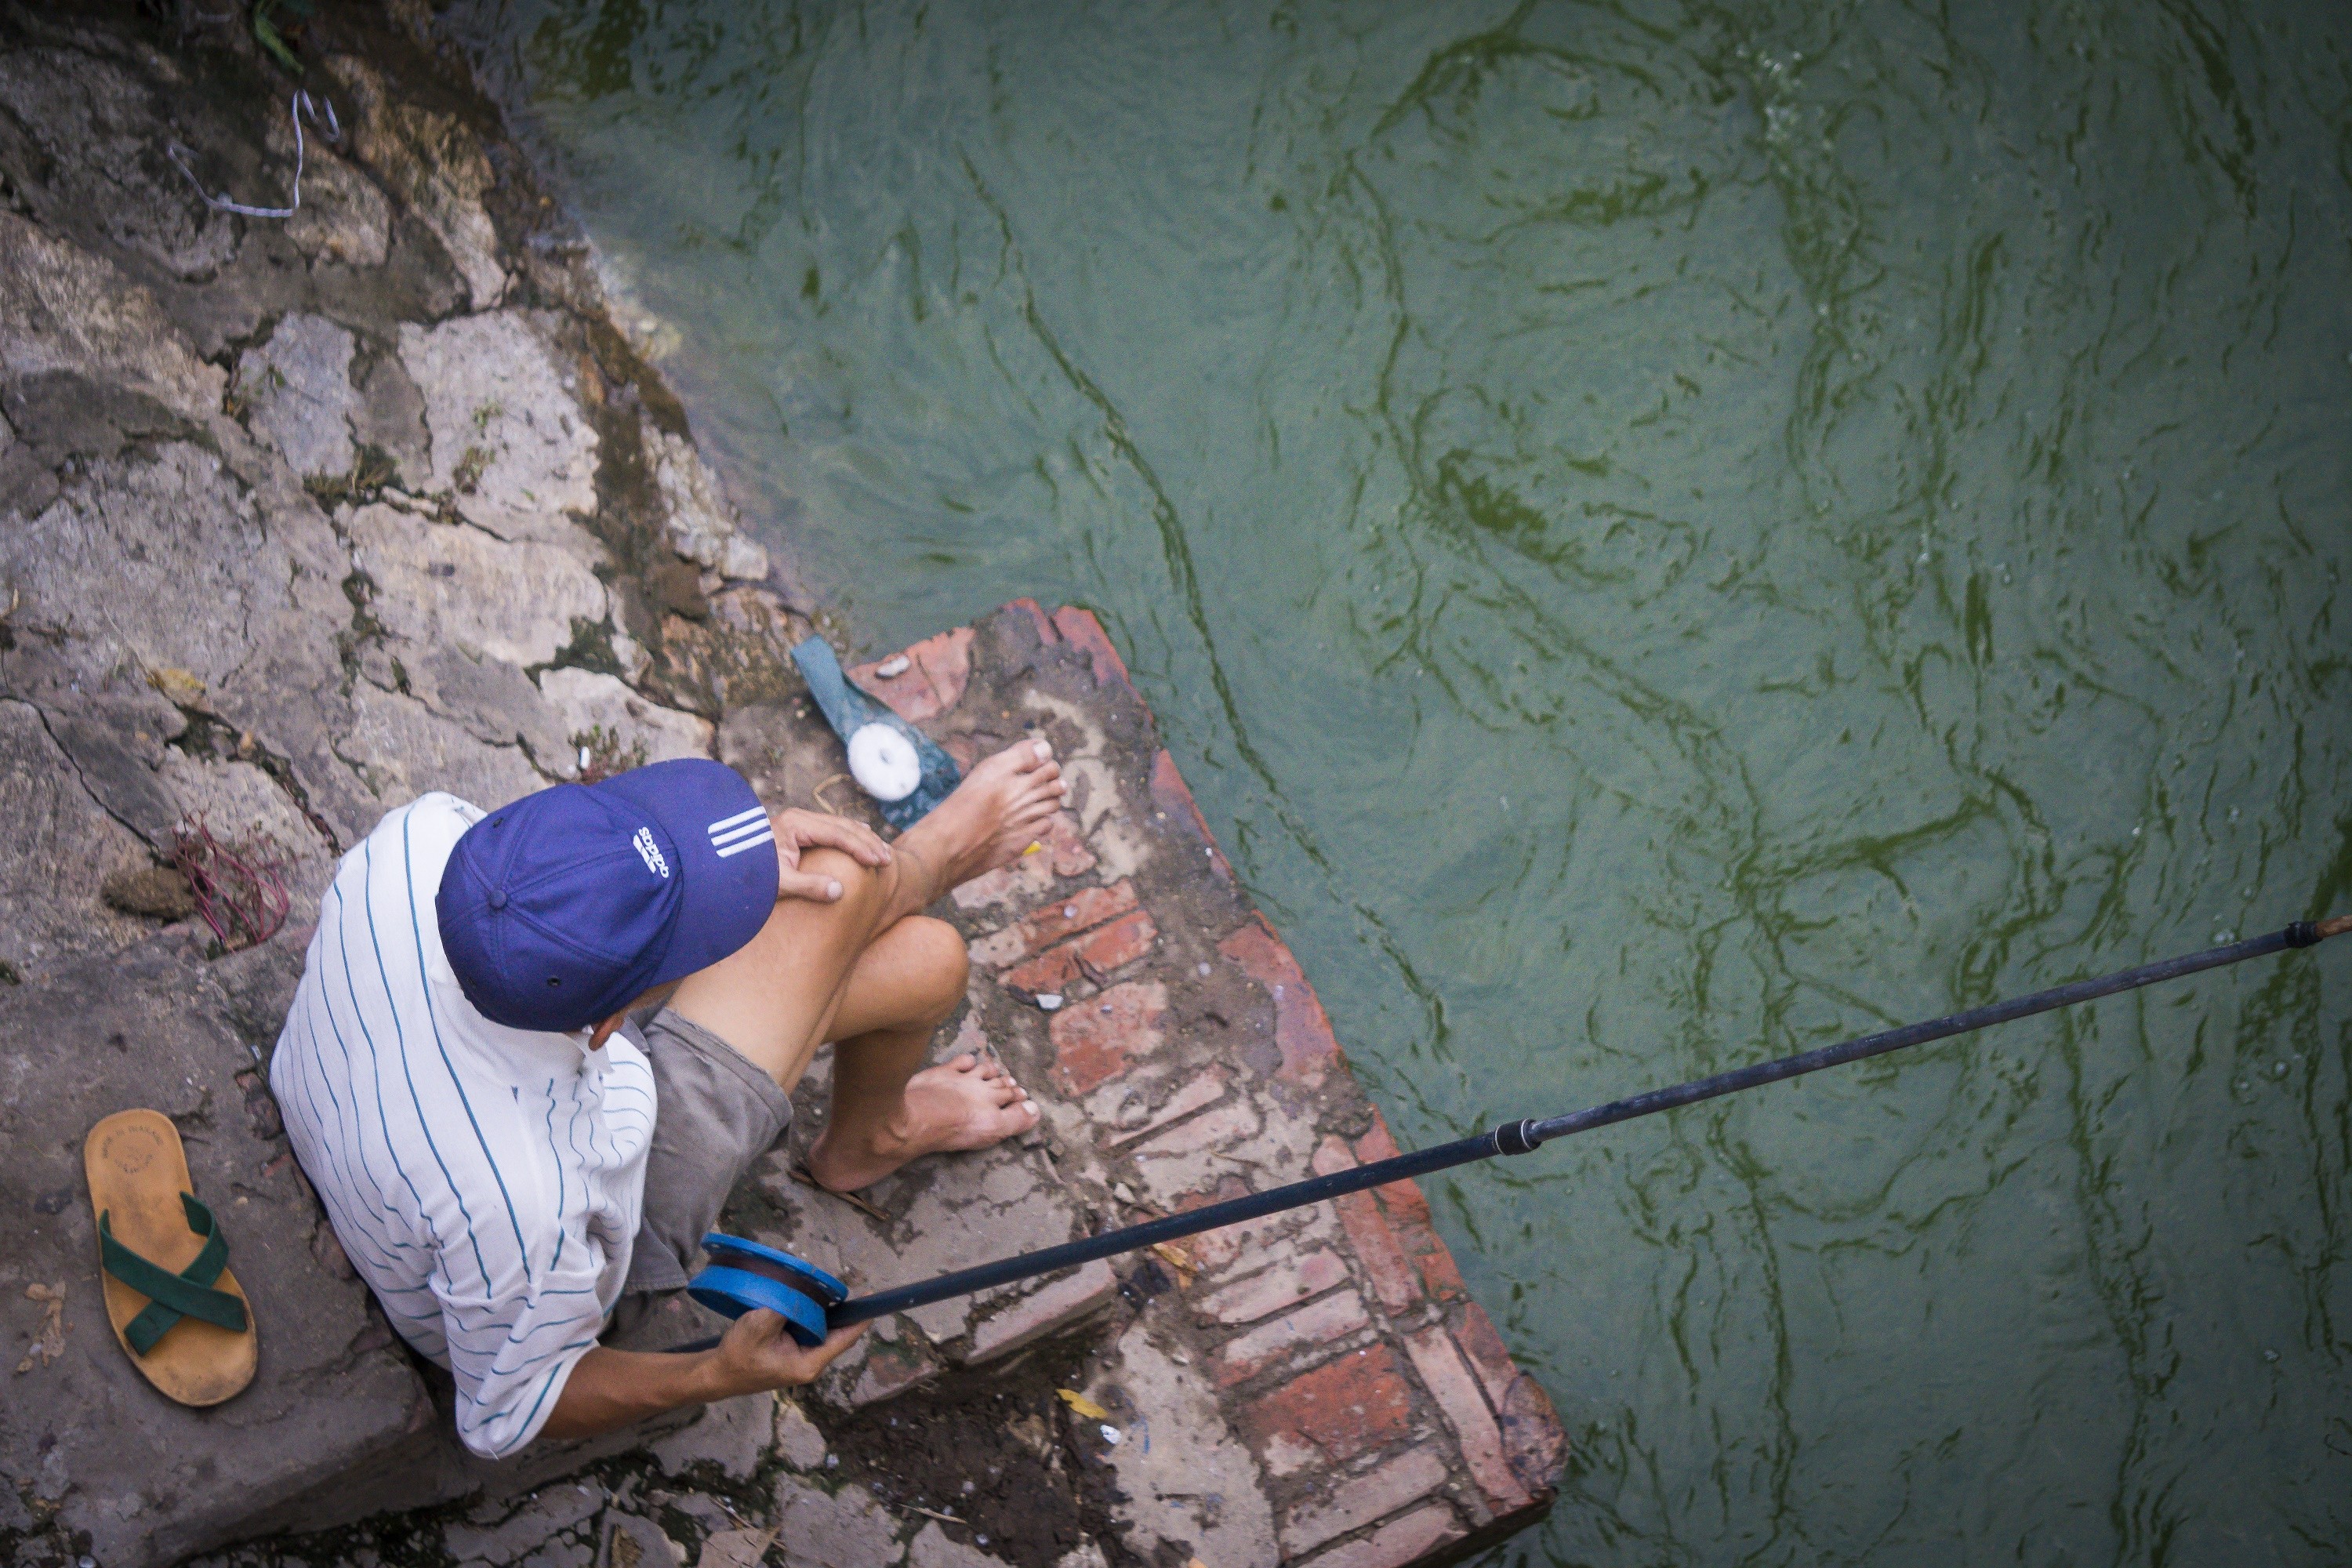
[84,1109,257,1406]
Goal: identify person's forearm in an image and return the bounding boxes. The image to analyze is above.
[536,1345,745,1441]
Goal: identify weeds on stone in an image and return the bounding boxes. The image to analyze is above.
[252,0,314,77]
[450,404,506,492]
[305,446,398,508]
[574,724,649,784]
[171,816,292,953]
[452,444,492,494]
[222,361,284,422]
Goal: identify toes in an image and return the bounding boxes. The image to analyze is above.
[946,1052,980,1073]
[1012,766,1062,800]
[976,1057,1006,1081]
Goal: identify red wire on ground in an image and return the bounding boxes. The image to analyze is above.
[170,817,292,952]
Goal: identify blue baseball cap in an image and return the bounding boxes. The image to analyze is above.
[435,759,779,1033]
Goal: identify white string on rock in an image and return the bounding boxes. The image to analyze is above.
[165,88,342,220]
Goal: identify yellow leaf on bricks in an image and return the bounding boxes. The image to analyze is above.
[1150,1241,1197,1288]
[1055,1388,1110,1421]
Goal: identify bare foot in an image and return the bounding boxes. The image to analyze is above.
[900,738,1066,891]
[804,1054,1040,1192]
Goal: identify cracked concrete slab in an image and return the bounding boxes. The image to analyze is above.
[1088,1322,1278,1568]
[0,210,225,423]
[397,310,599,544]
[0,440,360,858]
[645,423,769,582]
[0,442,346,699]
[351,343,433,488]
[0,697,154,974]
[770,1479,906,1568]
[347,501,608,669]
[646,1393,772,1481]
[385,643,577,765]
[326,52,508,310]
[908,1521,1014,1568]
[536,668,715,767]
[0,46,240,281]
[0,637,190,850]
[339,681,550,812]
[776,1396,829,1471]
[0,938,429,1568]
[443,1480,606,1566]
[238,313,361,481]
[154,750,338,903]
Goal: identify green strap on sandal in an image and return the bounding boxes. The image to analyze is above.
[100,1192,250,1355]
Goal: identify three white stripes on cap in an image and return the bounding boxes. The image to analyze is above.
[707,805,775,859]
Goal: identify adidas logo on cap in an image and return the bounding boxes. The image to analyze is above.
[707,806,775,860]
[633,826,671,878]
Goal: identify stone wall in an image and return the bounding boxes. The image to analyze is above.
[0,5,811,1563]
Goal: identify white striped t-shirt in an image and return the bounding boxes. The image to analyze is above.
[270,793,655,1458]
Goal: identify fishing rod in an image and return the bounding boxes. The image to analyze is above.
[677,914,2350,1349]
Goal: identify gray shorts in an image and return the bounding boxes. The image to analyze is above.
[611,1010,794,1325]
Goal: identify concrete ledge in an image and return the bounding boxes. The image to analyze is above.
[718,600,1570,1566]
[0,939,428,1568]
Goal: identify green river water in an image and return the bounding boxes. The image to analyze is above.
[450,2,2352,1561]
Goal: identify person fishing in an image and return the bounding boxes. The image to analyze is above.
[267,740,1067,1458]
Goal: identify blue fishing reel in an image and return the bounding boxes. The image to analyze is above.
[686,1233,848,1348]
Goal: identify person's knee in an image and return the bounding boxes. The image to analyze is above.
[895,916,969,1022]
[797,846,891,916]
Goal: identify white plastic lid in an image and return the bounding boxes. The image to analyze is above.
[847,722,923,802]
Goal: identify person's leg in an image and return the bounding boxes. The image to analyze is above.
[802,914,1040,1191]
[664,844,920,1090]
[666,739,1063,1185]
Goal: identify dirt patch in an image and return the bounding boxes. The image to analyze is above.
[812,1345,1138,1566]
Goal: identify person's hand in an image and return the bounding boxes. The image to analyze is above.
[771,808,891,902]
[710,1308,866,1396]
